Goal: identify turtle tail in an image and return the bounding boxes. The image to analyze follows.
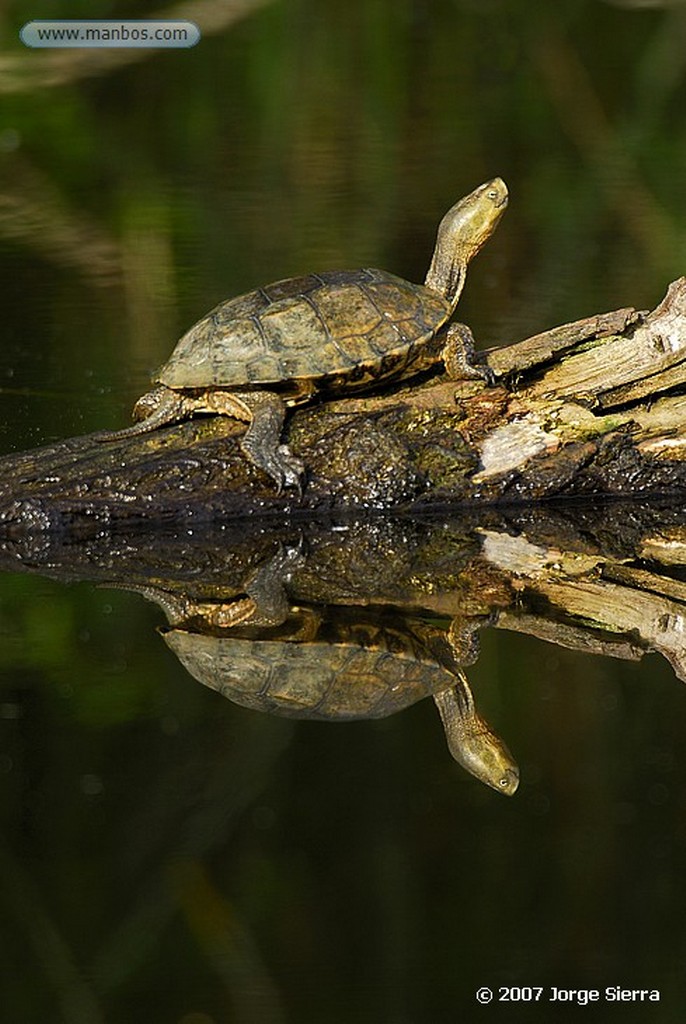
[96,387,184,442]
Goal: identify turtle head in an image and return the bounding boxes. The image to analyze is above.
[457,726,520,796]
[434,681,519,796]
[442,707,520,795]
[425,177,508,309]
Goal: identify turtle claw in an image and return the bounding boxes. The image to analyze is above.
[242,438,305,496]
[276,445,306,496]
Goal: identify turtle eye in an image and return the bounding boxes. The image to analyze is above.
[487,189,499,201]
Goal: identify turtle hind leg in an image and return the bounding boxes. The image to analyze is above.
[97,385,187,441]
[226,390,305,495]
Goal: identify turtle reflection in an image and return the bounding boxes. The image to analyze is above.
[132,584,518,796]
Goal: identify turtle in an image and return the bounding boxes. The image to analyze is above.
[113,576,519,795]
[164,630,518,794]
[100,178,508,491]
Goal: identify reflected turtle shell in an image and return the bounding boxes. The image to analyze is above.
[157,268,451,393]
[163,630,457,719]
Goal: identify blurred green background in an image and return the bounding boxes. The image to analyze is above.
[1,0,686,1020]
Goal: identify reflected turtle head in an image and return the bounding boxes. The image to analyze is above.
[491,763,520,797]
[433,678,519,796]
[454,725,520,796]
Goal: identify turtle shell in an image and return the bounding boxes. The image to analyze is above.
[163,630,457,720]
[158,268,451,392]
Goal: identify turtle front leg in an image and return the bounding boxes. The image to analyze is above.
[215,390,305,494]
[442,322,494,384]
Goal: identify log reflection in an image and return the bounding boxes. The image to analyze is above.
[2,501,686,793]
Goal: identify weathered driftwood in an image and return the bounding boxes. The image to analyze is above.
[2,278,686,528]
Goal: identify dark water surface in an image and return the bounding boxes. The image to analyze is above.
[1,1,686,1021]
